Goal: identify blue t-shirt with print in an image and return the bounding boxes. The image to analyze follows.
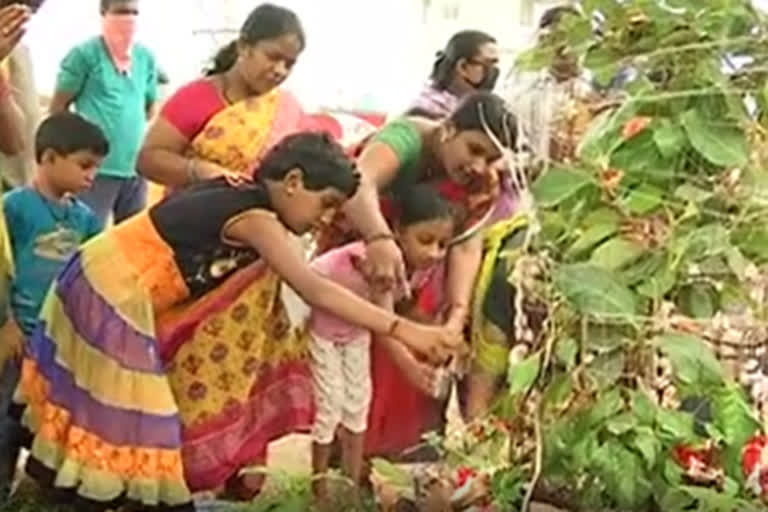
[3,187,102,336]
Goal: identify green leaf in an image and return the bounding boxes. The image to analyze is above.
[554,264,637,320]
[584,46,622,87]
[681,109,749,167]
[370,458,412,489]
[675,183,713,203]
[663,457,685,485]
[681,486,749,512]
[588,388,624,427]
[577,108,619,163]
[633,426,662,469]
[531,167,593,207]
[657,408,698,443]
[555,337,578,369]
[726,246,749,280]
[606,412,638,436]
[514,46,556,71]
[569,431,599,470]
[587,351,626,389]
[630,390,658,426]
[654,119,687,158]
[612,131,672,183]
[567,221,619,257]
[592,440,653,508]
[543,373,573,409]
[622,184,665,214]
[732,225,768,261]
[658,488,696,511]
[507,351,541,396]
[620,253,665,286]
[582,207,621,226]
[687,224,730,260]
[655,333,723,387]
[712,385,760,478]
[591,237,645,271]
[637,265,676,299]
[677,283,718,319]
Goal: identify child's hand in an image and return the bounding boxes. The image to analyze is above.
[384,338,439,397]
[0,317,23,368]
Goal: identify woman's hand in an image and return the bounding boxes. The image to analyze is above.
[384,338,439,397]
[364,237,409,296]
[395,320,466,365]
[195,160,253,187]
[0,5,29,62]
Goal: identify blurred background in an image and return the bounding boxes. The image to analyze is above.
[25,0,567,114]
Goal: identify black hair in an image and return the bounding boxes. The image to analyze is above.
[430,30,496,90]
[449,91,518,149]
[394,184,455,228]
[1,0,45,9]
[35,113,109,163]
[404,106,444,120]
[259,132,358,198]
[100,0,133,14]
[206,3,305,76]
[538,5,579,29]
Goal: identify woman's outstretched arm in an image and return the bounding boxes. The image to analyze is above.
[224,211,463,363]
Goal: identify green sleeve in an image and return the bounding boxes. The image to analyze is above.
[370,119,423,182]
[55,44,88,95]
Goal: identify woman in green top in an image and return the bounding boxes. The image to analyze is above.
[318,91,518,459]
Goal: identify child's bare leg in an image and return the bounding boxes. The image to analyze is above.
[340,426,365,487]
[312,441,333,499]
[309,333,344,501]
[339,335,371,496]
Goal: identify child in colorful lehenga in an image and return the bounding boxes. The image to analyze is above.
[15,132,463,511]
[0,112,107,498]
[308,184,456,499]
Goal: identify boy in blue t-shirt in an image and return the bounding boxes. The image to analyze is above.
[0,112,108,498]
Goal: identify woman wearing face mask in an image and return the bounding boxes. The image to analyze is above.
[319,92,518,461]
[49,0,157,225]
[406,30,500,120]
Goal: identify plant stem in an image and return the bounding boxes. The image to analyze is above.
[521,406,543,512]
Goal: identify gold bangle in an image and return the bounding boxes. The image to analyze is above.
[387,318,400,337]
[366,233,395,245]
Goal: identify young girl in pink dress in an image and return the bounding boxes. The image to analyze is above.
[308,184,457,497]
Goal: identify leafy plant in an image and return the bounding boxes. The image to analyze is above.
[485,0,768,510]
